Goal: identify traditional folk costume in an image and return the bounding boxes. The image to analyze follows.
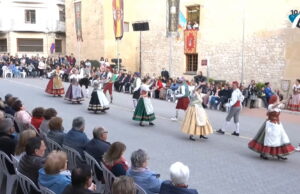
[132,84,155,126]
[132,73,142,109]
[103,68,114,103]
[248,95,295,160]
[45,69,65,96]
[217,81,244,136]
[79,66,91,98]
[181,91,213,141]
[64,77,84,104]
[88,80,110,113]
[171,79,190,121]
[287,83,300,112]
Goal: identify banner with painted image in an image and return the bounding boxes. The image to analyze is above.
[184,29,197,54]
[167,0,180,32]
[74,2,83,41]
[112,0,124,40]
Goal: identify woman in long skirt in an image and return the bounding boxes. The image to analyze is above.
[88,77,110,113]
[133,78,156,126]
[45,66,65,96]
[64,78,84,104]
[287,79,300,112]
[248,95,295,160]
[181,87,213,141]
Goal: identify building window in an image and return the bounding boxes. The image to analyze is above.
[0,39,7,52]
[124,22,129,32]
[25,10,36,24]
[187,5,200,27]
[55,39,62,53]
[186,54,198,72]
[17,39,43,52]
[59,6,65,22]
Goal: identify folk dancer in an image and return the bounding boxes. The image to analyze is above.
[171,78,190,121]
[217,81,244,136]
[181,87,213,141]
[132,72,142,111]
[287,79,300,112]
[248,95,295,160]
[103,67,114,103]
[88,76,110,113]
[79,63,91,98]
[45,66,65,97]
[132,78,156,126]
[64,69,84,104]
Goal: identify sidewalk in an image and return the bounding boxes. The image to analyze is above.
[241,107,300,124]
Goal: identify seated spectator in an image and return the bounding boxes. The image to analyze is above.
[159,162,198,194]
[85,127,110,180]
[12,99,32,126]
[219,84,232,111]
[15,129,37,161]
[112,176,136,194]
[47,116,65,146]
[127,149,162,194]
[31,107,45,131]
[62,164,98,194]
[40,108,57,135]
[0,118,16,174]
[154,77,163,99]
[103,142,129,177]
[0,110,5,120]
[63,117,89,157]
[4,96,17,116]
[18,137,46,185]
[39,151,71,194]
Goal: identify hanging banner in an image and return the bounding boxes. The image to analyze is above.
[167,0,180,32]
[74,2,83,41]
[112,0,124,40]
[184,30,197,54]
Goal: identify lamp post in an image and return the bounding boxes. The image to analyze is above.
[241,0,245,84]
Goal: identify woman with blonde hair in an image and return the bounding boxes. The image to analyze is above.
[38,150,71,194]
[15,129,37,160]
[103,142,128,177]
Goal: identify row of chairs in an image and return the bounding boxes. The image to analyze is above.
[45,136,146,194]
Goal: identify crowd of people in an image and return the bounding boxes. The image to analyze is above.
[0,93,199,194]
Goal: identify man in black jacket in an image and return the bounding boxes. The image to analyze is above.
[85,127,110,180]
[219,84,232,111]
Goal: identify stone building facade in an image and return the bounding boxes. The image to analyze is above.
[65,0,300,94]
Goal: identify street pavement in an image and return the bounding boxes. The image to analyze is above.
[0,78,300,194]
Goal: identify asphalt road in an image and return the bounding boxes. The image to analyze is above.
[1,78,299,194]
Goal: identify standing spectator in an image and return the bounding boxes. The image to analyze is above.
[264,82,273,104]
[63,117,89,157]
[161,68,169,82]
[112,176,136,194]
[47,117,65,146]
[247,80,257,108]
[62,165,97,194]
[39,151,71,194]
[258,87,268,108]
[38,57,47,78]
[103,142,129,177]
[159,162,198,194]
[31,107,45,131]
[194,71,207,90]
[218,84,232,111]
[127,149,162,194]
[193,21,199,30]
[0,118,16,174]
[40,108,57,135]
[154,77,163,99]
[18,137,46,185]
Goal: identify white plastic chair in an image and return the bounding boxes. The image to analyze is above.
[0,151,18,194]
[39,184,56,194]
[84,151,104,193]
[16,169,41,194]
[100,162,116,194]
[62,145,84,170]
[135,183,147,194]
[45,136,62,153]
[2,66,12,78]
